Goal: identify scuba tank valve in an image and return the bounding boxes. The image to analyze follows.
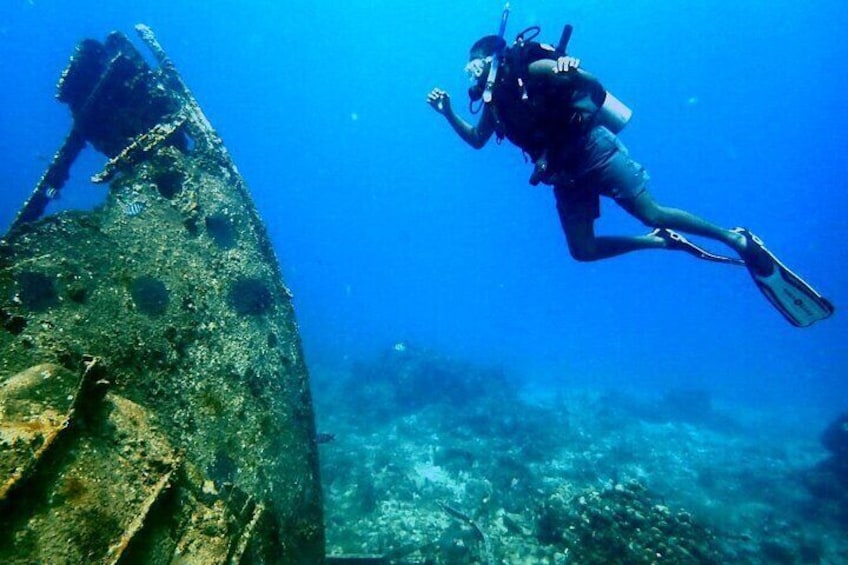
[557,22,632,133]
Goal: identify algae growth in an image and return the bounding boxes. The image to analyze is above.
[1,26,323,564]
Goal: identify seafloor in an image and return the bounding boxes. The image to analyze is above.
[313,345,847,564]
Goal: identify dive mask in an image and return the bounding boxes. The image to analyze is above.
[465,56,492,102]
[464,56,492,83]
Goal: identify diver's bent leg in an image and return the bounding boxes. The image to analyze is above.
[562,214,665,262]
[620,191,746,255]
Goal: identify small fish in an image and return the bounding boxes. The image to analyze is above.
[120,201,145,217]
[44,186,60,200]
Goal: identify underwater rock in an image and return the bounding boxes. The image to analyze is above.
[808,412,848,489]
[821,411,848,463]
[803,411,848,526]
[346,344,516,418]
[1,26,322,563]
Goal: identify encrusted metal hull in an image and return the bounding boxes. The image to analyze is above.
[1,26,324,564]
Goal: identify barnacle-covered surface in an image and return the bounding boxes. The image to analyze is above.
[1,26,323,563]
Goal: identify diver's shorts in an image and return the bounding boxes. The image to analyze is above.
[552,126,650,221]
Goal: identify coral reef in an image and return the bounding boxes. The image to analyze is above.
[314,347,848,564]
[537,481,720,563]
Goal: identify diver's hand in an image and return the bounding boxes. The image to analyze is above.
[427,88,452,115]
[554,56,581,73]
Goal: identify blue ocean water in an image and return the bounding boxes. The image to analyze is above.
[1,0,846,421]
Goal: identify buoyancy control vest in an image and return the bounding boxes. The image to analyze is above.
[489,39,607,162]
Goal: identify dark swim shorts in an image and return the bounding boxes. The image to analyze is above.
[551,126,650,221]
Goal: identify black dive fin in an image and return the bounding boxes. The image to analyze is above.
[734,228,835,327]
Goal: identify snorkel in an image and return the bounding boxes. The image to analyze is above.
[483,2,510,103]
[468,3,510,113]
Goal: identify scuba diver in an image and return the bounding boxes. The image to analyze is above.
[426,7,833,327]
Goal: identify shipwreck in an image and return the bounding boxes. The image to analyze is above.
[1,26,325,563]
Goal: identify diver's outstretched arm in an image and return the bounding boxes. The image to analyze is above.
[427,88,495,149]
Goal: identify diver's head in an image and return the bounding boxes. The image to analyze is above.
[469,35,506,61]
[466,35,505,101]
